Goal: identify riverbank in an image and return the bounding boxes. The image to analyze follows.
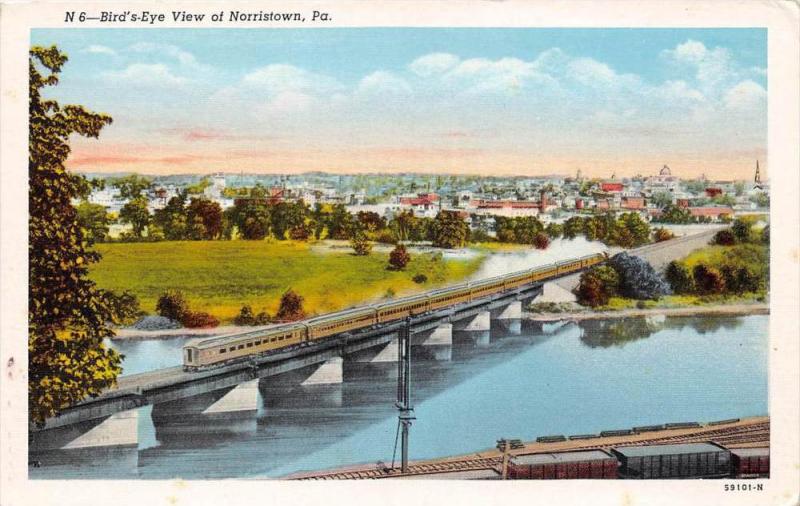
[526,302,769,322]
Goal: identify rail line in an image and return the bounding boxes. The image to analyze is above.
[292,418,769,480]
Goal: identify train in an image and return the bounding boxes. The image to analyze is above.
[182,252,607,370]
[506,443,769,480]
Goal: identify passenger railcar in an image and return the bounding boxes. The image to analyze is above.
[183,251,607,370]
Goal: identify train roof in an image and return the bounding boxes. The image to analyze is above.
[511,450,614,465]
[729,447,769,457]
[375,293,430,308]
[188,322,307,348]
[612,442,727,457]
[304,305,376,324]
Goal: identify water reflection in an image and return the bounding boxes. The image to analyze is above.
[33,314,767,479]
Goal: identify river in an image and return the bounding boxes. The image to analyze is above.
[32,313,767,479]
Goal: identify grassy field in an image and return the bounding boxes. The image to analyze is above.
[91,240,485,323]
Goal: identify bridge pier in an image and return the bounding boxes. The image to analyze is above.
[411,323,452,361]
[151,379,259,438]
[349,337,399,363]
[29,408,140,476]
[453,311,491,347]
[491,301,522,336]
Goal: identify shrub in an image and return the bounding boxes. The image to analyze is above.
[693,264,726,294]
[388,244,411,270]
[731,219,752,243]
[350,233,373,256]
[664,261,694,294]
[412,273,428,284]
[652,227,675,243]
[289,225,310,241]
[533,232,550,250]
[102,290,143,326]
[155,290,189,322]
[721,264,762,294]
[469,229,494,243]
[375,230,397,245]
[384,287,397,298]
[608,252,671,300]
[712,229,736,246]
[181,311,219,328]
[636,300,647,309]
[577,265,619,307]
[276,289,306,321]
[761,225,770,244]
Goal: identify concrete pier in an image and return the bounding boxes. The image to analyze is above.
[151,380,259,437]
[412,323,453,361]
[491,301,522,320]
[301,356,344,386]
[349,337,399,363]
[453,311,491,348]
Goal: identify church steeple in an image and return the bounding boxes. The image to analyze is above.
[754,160,763,190]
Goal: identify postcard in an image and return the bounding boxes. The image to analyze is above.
[1,1,798,505]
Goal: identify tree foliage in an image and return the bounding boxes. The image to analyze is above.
[119,195,151,237]
[155,290,189,322]
[664,261,693,294]
[430,211,469,248]
[276,289,306,321]
[110,174,152,200]
[576,265,619,307]
[29,45,130,425]
[608,252,671,300]
[350,231,373,256]
[388,244,411,270]
[76,201,111,244]
[692,264,726,294]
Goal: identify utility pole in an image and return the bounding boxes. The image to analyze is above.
[395,317,415,473]
[496,438,524,480]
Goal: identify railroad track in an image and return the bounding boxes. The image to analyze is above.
[294,419,769,480]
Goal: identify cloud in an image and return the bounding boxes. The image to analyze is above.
[128,42,199,67]
[724,80,767,110]
[102,63,186,87]
[661,39,736,94]
[357,71,411,95]
[408,53,459,77]
[83,45,117,56]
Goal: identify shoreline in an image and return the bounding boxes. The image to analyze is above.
[113,302,769,341]
[525,302,769,322]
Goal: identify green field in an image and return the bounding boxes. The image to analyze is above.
[91,240,485,323]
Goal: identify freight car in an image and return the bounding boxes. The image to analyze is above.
[611,442,731,479]
[507,450,618,479]
[729,447,769,478]
[183,252,606,370]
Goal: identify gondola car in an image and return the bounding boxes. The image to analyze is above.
[182,251,609,370]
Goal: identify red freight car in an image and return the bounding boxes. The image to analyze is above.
[730,447,769,478]
[507,450,618,480]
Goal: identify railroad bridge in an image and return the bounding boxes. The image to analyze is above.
[29,230,722,470]
[30,278,545,463]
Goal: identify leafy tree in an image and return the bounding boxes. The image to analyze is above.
[186,198,223,240]
[731,219,752,243]
[712,229,736,246]
[324,203,353,240]
[390,210,418,242]
[734,181,745,196]
[692,264,726,294]
[234,305,271,326]
[577,265,619,307]
[229,198,270,240]
[350,231,373,256]
[155,290,189,322]
[608,252,671,300]
[650,191,674,209]
[761,225,770,245]
[721,265,761,294]
[276,289,306,321]
[563,216,583,239]
[29,46,128,425]
[268,201,306,240]
[652,227,675,243]
[655,204,693,224]
[153,194,188,240]
[388,244,411,270]
[618,212,651,247]
[185,177,211,195]
[749,192,769,208]
[664,261,693,294]
[357,211,386,232]
[514,216,545,244]
[533,232,550,249]
[545,222,563,239]
[431,210,469,249]
[119,195,151,237]
[111,174,152,200]
[494,216,517,243]
[75,201,111,244]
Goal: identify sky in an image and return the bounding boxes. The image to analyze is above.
[31,28,768,180]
